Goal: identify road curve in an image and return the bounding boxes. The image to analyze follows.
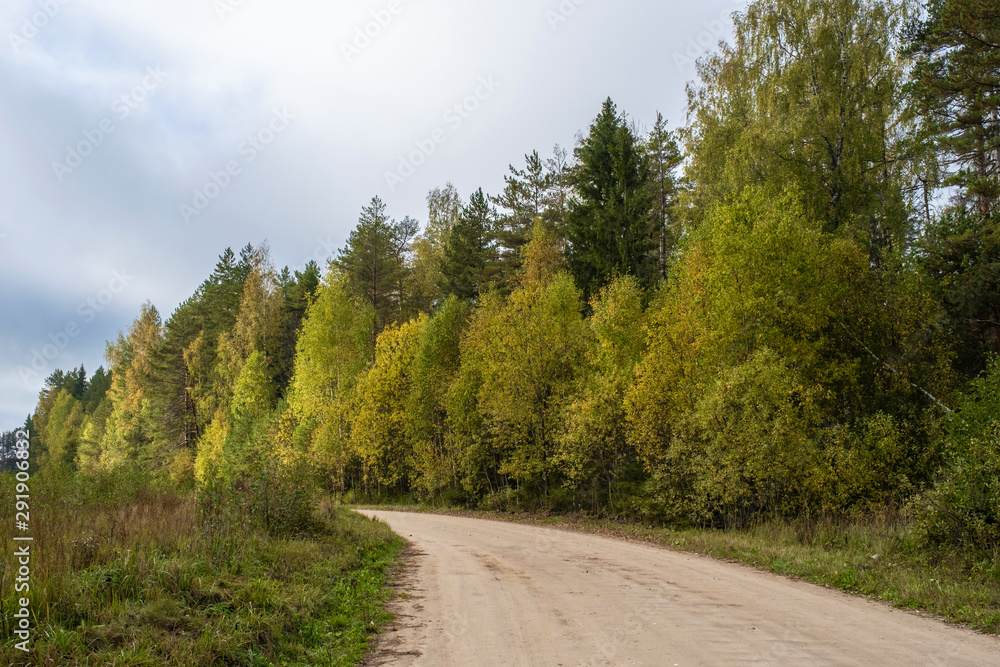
[357,510,1000,666]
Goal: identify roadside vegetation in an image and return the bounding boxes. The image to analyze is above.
[0,468,402,666]
[2,0,997,658]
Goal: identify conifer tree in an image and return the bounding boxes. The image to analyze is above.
[567,98,655,302]
[646,113,683,279]
[337,197,417,343]
[907,0,1000,365]
[275,261,321,392]
[440,189,500,300]
[492,148,573,284]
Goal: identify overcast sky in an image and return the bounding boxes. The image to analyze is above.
[0,0,743,430]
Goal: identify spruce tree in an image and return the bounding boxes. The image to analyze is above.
[275,260,321,393]
[566,98,655,302]
[441,189,500,301]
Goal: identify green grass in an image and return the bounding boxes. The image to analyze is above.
[362,503,1000,634]
[0,471,404,666]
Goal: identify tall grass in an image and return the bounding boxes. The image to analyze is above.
[0,469,403,666]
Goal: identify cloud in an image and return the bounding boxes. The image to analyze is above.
[0,0,741,428]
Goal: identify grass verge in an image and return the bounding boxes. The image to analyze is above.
[356,503,1000,634]
[1,470,404,666]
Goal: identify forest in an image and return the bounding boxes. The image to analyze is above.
[12,0,1000,561]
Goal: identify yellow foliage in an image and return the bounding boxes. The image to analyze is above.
[352,315,428,488]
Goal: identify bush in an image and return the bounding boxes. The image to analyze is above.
[197,462,319,540]
[916,357,1000,556]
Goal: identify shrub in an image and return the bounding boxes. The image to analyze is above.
[916,357,1000,556]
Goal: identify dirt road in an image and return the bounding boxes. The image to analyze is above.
[358,510,1000,666]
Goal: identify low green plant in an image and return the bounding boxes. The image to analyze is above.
[0,470,403,665]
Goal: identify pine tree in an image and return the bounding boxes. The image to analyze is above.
[337,197,418,344]
[145,299,203,472]
[81,366,111,413]
[493,151,549,252]
[646,113,683,279]
[907,0,1000,218]
[907,0,1000,365]
[492,148,572,284]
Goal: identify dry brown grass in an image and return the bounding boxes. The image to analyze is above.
[0,469,403,666]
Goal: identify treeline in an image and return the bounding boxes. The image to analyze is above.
[24,0,999,553]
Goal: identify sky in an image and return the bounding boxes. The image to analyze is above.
[0,0,744,430]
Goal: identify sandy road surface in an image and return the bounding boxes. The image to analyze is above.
[358,510,1000,666]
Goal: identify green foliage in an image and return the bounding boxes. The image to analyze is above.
[100,301,163,471]
[906,0,1000,216]
[456,235,589,495]
[683,0,914,262]
[336,196,418,341]
[922,209,1000,370]
[646,112,683,279]
[16,0,1000,611]
[0,470,402,666]
[440,188,500,300]
[917,358,1000,554]
[404,184,462,316]
[627,187,946,523]
[492,147,573,282]
[145,297,203,469]
[220,350,277,482]
[906,0,1000,367]
[567,98,656,300]
[680,349,827,521]
[275,260,322,392]
[287,272,374,491]
[557,276,646,509]
[407,296,472,498]
[39,390,84,471]
[352,316,427,490]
